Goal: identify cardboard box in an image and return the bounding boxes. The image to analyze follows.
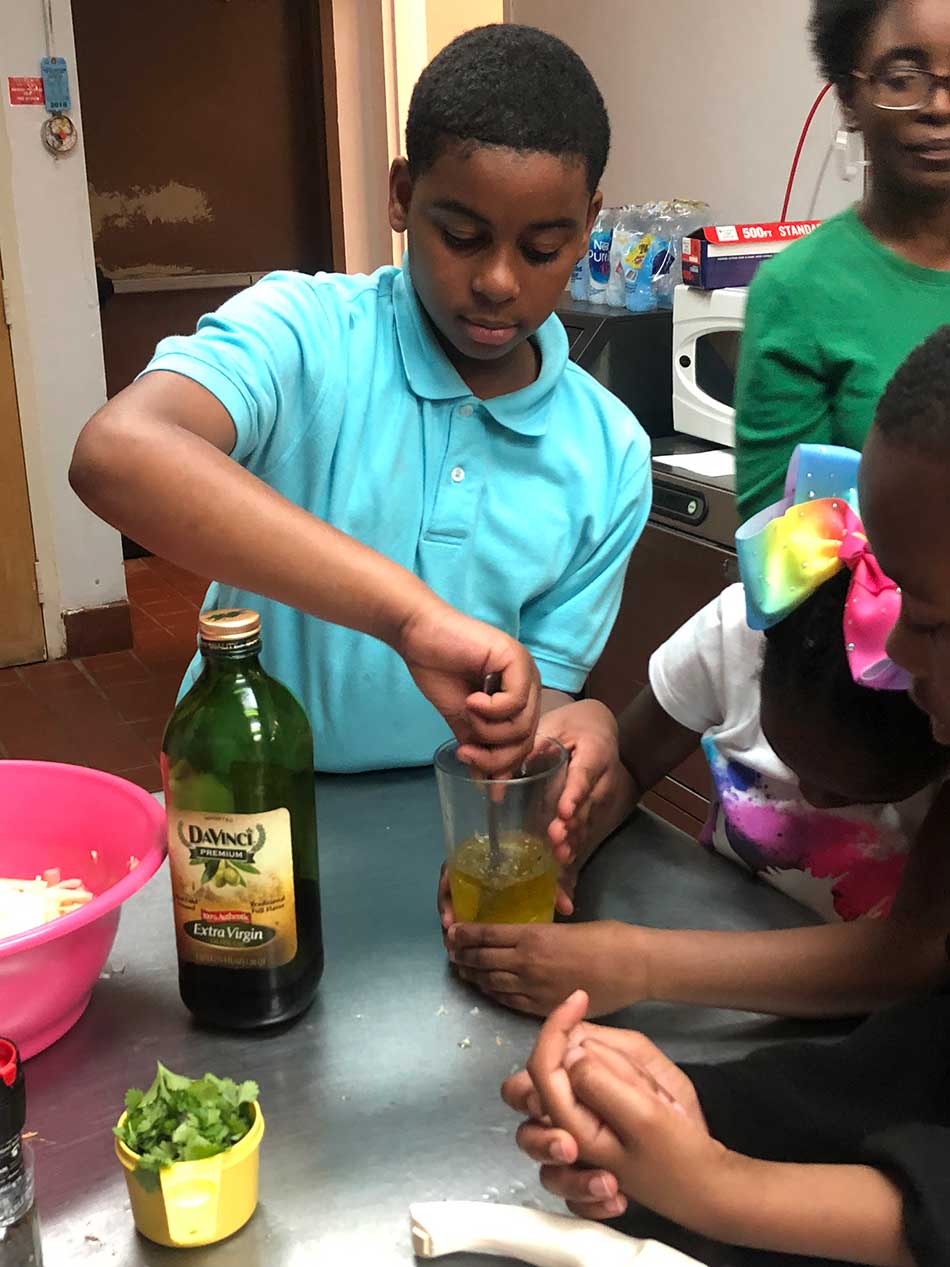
[682,221,820,289]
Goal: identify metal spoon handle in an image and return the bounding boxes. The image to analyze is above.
[482,671,503,696]
[481,673,503,865]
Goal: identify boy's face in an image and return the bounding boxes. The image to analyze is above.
[390,143,599,369]
[862,430,950,744]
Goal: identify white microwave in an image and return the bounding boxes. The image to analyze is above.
[672,284,747,449]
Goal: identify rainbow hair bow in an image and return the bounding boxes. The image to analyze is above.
[736,444,909,691]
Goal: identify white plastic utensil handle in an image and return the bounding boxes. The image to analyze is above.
[409,1202,708,1267]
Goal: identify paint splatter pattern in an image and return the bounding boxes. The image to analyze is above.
[699,737,907,921]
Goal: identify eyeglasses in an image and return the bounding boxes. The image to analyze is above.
[852,67,950,111]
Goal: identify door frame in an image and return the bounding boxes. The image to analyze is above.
[0,248,46,664]
[316,0,346,272]
[0,128,62,660]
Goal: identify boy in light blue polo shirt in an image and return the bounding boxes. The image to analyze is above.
[71,25,649,852]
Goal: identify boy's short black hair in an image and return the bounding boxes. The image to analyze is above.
[874,325,950,456]
[809,0,892,84]
[406,24,609,195]
[762,569,948,784]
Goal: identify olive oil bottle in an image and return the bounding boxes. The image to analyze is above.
[162,609,323,1027]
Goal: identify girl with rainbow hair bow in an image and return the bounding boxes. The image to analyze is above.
[448,443,950,1025]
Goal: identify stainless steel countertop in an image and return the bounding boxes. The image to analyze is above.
[27,768,832,1266]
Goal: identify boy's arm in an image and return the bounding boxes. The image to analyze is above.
[70,372,540,774]
[536,685,701,866]
[71,373,425,643]
[537,691,636,870]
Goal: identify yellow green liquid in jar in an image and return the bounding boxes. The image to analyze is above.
[448,832,557,924]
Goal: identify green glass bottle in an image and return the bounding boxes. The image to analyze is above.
[161,608,323,1028]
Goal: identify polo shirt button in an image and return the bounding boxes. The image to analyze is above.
[458,404,474,417]
[451,466,465,483]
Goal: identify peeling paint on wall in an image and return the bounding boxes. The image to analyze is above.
[88,181,214,237]
[105,263,199,280]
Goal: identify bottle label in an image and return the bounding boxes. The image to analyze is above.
[168,808,298,969]
[0,1135,24,1189]
[588,231,612,285]
[626,234,654,275]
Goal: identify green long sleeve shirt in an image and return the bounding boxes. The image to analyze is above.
[735,206,950,520]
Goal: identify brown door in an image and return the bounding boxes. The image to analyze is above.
[0,261,46,666]
[72,0,334,397]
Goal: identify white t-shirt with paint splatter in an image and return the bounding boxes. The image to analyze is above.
[648,584,936,921]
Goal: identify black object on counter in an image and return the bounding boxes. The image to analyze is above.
[0,1039,42,1266]
[557,299,675,439]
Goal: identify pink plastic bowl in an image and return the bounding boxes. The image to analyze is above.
[0,761,166,1059]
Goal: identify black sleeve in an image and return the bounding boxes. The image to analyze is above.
[682,1041,869,1164]
[677,992,950,1265]
[861,1125,950,1267]
[682,989,950,1166]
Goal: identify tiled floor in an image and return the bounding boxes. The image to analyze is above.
[0,557,207,793]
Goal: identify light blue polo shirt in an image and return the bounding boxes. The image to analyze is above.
[144,262,651,772]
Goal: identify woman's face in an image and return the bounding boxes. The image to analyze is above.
[861,430,950,745]
[848,0,950,199]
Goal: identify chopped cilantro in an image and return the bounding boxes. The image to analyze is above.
[115,1063,258,1185]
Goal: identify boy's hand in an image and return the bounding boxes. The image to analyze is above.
[502,992,714,1223]
[396,599,541,776]
[535,699,631,866]
[446,921,647,1017]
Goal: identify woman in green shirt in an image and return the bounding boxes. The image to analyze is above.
[736,0,950,520]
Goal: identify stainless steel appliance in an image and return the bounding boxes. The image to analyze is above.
[589,438,739,836]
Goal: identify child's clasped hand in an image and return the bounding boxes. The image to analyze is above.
[501,990,746,1238]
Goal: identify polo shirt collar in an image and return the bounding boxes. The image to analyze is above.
[393,258,567,438]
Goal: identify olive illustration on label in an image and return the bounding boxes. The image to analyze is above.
[180,818,264,888]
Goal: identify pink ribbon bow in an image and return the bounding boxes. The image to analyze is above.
[737,445,911,692]
[839,530,909,691]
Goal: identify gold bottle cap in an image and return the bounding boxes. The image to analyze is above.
[198,608,262,643]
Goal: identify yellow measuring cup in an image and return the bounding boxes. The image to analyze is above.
[114,1102,264,1247]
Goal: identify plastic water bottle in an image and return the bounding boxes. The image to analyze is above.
[624,213,662,313]
[569,253,589,301]
[653,200,711,309]
[606,206,638,307]
[586,209,617,305]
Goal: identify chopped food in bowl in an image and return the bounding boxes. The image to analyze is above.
[0,761,166,1059]
[0,869,94,939]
